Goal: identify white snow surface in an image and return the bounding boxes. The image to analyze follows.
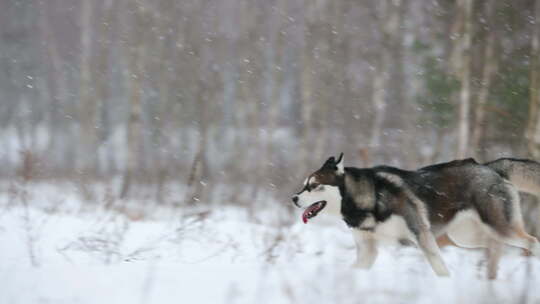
[1,183,540,304]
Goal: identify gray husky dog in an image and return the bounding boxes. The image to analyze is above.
[291,154,540,277]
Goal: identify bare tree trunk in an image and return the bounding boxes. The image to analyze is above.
[120,0,146,199]
[153,0,173,204]
[78,0,96,172]
[389,0,407,164]
[471,1,498,160]
[260,0,281,188]
[370,1,388,152]
[298,0,313,175]
[526,0,540,158]
[456,0,473,159]
[95,0,115,176]
[40,4,69,174]
[184,81,209,205]
[78,0,96,199]
[370,0,401,158]
[370,68,386,147]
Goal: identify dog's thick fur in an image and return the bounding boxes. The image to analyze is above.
[292,155,540,277]
[439,158,540,277]
[485,158,540,196]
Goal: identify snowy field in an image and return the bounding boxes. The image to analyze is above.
[1,183,540,304]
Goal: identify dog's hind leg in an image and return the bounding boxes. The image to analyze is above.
[501,225,540,256]
[416,230,450,277]
[478,194,540,256]
[483,183,540,256]
[436,233,457,248]
[351,229,378,269]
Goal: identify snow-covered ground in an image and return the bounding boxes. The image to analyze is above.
[1,183,540,304]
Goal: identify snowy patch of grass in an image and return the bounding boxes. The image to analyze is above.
[0,183,539,303]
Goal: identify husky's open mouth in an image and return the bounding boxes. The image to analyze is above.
[302,201,327,223]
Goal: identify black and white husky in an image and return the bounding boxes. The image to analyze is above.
[291,154,540,277]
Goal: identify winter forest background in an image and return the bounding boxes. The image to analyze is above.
[5,0,540,195]
[4,0,540,199]
[2,0,540,303]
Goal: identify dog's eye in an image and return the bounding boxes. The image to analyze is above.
[311,184,324,192]
[308,183,319,191]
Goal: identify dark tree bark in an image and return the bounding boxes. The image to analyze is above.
[471,0,498,159]
[120,0,148,199]
[526,0,540,158]
[456,0,473,159]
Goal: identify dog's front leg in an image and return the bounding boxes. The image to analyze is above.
[352,229,378,269]
[416,230,450,277]
[486,238,503,280]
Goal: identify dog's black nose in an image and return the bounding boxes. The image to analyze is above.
[292,195,300,207]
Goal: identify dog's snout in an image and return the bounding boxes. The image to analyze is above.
[292,195,300,207]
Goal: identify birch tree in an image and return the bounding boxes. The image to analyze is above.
[526,0,540,158]
[78,0,97,175]
[470,0,498,159]
[40,4,69,171]
[120,0,148,198]
[95,0,116,175]
[370,0,401,151]
[77,0,98,199]
[456,0,473,159]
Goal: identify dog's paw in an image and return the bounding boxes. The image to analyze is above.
[352,261,373,269]
[531,242,540,257]
[437,270,450,277]
[433,266,450,277]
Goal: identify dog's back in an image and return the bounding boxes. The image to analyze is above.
[368,160,509,232]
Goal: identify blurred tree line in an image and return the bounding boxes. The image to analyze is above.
[1,0,540,202]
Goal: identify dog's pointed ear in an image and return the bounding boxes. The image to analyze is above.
[323,156,336,167]
[336,153,344,175]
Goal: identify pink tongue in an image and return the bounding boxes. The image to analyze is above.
[302,212,309,224]
[302,204,318,224]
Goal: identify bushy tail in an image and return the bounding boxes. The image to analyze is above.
[484,158,540,196]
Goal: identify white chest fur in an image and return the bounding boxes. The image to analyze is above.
[370,215,416,244]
